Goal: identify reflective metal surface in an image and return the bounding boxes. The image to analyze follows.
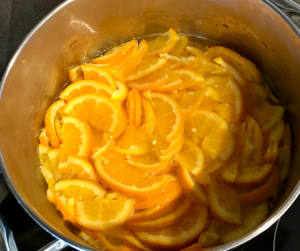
[1,0,300,250]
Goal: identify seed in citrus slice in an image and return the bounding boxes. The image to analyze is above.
[39,127,50,146]
[220,201,269,243]
[59,116,91,162]
[111,80,128,101]
[113,125,149,156]
[69,65,84,82]
[145,28,178,57]
[129,198,181,223]
[206,46,261,84]
[126,58,168,81]
[140,98,156,138]
[252,100,285,132]
[63,93,121,134]
[124,236,154,251]
[175,139,204,175]
[170,35,188,56]
[81,65,117,89]
[133,88,142,129]
[178,166,208,205]
[127,197,192,231]
[151,92,183,142]
[92,40,138,64]
[76,192,134,230]
[94,157,171,200]
[54,195,77,224]
[173,69,204,90]
[128,69,169,91]
[45,100,65,148]
[208,179,241,224]
[235,163,273,184]
[135,204,208,249]
[264,119,285,162]
[59,80,114,102]
[155,68,183,92]
[57,155,98,182]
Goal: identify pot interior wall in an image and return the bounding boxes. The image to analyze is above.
[0,0,300,250]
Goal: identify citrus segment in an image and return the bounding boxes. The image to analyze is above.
[90,129,114,158]
[173,69,204,90]
[155,68,183,92]
[111,80,128,101]
[69,65,84,82]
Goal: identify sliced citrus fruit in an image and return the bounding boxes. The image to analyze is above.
[69,65,84,82]
[220,201,269,243]
[221,162,238,183]
[239,166,280,206]
[145,28,178,57]
[208,179,241,224]
[206,46,261,84]
[124,236,154,251]
[198,217,223,247]
[155,68,183,92]
[94,157,171,200]
[90,129,114,158]
[58,155,98,182]
[59,116,91,162]
[118,46,139,76]
[59,80,114,101]
[129,198,181,223]
[151,92,183,142]
[81,65,117,89]
[111,80,128,101]
[235,163,273,184]
[39,127,50,146]
[140,98,156,137]
[54,195,77,224]
[135,204,208,249]
[45,100,65,148]
[126,90,135,126]
[98,66,126,81]
[170,35,188,56]
[175,139,204,175]
[126,58,168,81]
[79,230,101,249]
[76,192,134,230]
[133,88,142,129]
[127,197,192,230]
[113,125,149,155]
[178,166,208,205]
[92,40,138,64]
[63,93,121,134]
[173,69,204,90]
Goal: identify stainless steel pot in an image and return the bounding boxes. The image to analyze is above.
[1,0,300,250]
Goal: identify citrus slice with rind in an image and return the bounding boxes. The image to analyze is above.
[133,88,142,129]
[54,195,77,224]
[173,69,204,90]
[235,163,273,184]
[79,230,101,249]
[118,46,139,76]
[140,98,156,137]
[63,93,121,134]
[127,90,135,126]
[69,65,84,82]
[39,127,50,146]
[111,80,128,101]
[94,157,171,200]
[90,129,114,158]
[59,80,114,101]
[170,35,188,56]
[208,179,241,224]
[155,68,183,92]
[124,236,154,251]
[45,100,65,148]
[135,204,208,249]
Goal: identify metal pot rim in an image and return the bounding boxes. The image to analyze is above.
[0,0,300,250]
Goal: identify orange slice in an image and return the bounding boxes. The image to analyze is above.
[133,88,142,129]
[79,230,101,249]
[127,197,192,230]
[124,236,154,251]
[145,28,178,57]
[45,100,65,148]
[63,93,121,134]
[98,66,126,81]
[90,129,114,158]
[173,69,204,90]
[126,58,168,81]
[221,162,239,183]
[54,195,77,224]
[170,35,188,56]
[175,139,204,175]
[198,217,222,247]
[57,155,98,182]
[92,40,138,64]
[111,80,128,101]
[127,90,135,126]
[59,116,91,161]
[126,39,149,74]
[140,98,156,137]
[69,65,84,82]
[39,127,50,146]
[220,201,269,243]
[155,68,183,92]
[117,46,139,76]
[178,166,208,205]
[59,80,114,101]
[135,204,208,249]
[235,163,273,184]
[94,157,171,200]
[81,65,117,89]
[151,92,183,142]
[208,179,241,224]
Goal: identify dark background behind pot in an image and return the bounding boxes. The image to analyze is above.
[0,0,299,250]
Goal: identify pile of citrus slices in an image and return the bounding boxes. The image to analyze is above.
[38,28,291,250]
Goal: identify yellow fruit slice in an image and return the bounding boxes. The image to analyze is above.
[206,46,261,84]
[59,116,91,162]
[145,28,178,57]
[252,100,285,132]
[140,98,156,137]
[98,66,126,81]
[198,217,222,248]
[63,93,121,134]
[133,88,142,129]
[54,194,77,224]
[127,90,135,126]
[59,80,114,101]
[81,65,117,89]
[94,157,171,200]
[77,192,134,230]
[208,179,241,224]
[221,162,238,183]
[124,236,154,251]
[155,68,183,92]
[45,100,65,148]
[220,201,269,243]
[117,46,139,76]
[126,58,168,81]
[79,230,101,249]
[235,163,273,184]
[135,204,208,249]
[92,40,138,64]
[173,69,204,90]
[113,125,149,156]
[126,39,149,74]
[175,139,204,175]
[58,155,98,182]
[127,197,192,230]
[39,127,50,146]
[69,65,84,82]
[111,80,128,101]
[170,35,188,56]
[151,92,183,142]
[178,166,208,205]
